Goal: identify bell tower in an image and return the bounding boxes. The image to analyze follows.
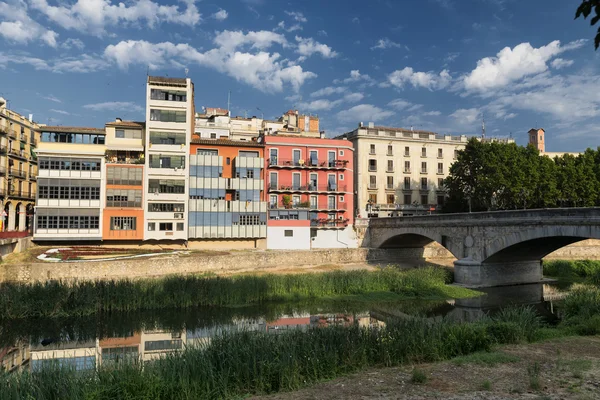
[528,128,545,153]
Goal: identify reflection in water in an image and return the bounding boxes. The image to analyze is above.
[0,282,569,374]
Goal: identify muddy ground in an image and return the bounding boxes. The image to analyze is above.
[255,336,600,400]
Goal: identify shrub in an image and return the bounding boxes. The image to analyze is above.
[411,368,427,384]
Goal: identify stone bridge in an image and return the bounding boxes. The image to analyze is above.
[360,208,600,287]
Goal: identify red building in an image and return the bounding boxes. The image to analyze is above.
[263,135,356,249]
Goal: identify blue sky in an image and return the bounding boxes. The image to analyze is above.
[0,0,598,151]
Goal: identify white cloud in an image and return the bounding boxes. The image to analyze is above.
[388,67,451,90]
[49,109,71,115]
[295,36,337,58]
[388,98,413,110]
[29,0,201,36]
[422,110,442,116]
[297,91,363,112]
[212,9,228,21]
[336,104,394,123]
[334,70,375,86]
[463,39,585,92]
[343,92,364,103]
[317,30,327,36]
[214,30,288,51]
[0,51,107,73]
[284,10,307,23]
[43,94,62,103]
[311,86,347,97]
[83,101,143,112]
[0,1,59,47]
[104,37,316,93]
[351,17,360,24]
[371,38,403,50]
[551,58,574,70]
[61,38,85,50]
[450,108,480,125]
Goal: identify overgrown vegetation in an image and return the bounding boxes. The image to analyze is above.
[543,260,600,285]
[0,267,478,319]
[451,351,520,366]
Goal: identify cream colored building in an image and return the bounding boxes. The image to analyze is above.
[0,97,39,233]
[341,123,514,218]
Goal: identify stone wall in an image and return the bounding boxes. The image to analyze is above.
[2,247,445,284]
[544,239,600,259]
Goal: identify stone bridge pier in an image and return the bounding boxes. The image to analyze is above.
[360,208,600,287]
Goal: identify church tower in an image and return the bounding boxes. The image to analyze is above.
[528,128,545,153]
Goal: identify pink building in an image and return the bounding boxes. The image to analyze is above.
[263,135,357,249]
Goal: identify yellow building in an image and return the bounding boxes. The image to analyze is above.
[0,98,39,233]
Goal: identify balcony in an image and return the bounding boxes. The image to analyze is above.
[0,166,6,176]
[0,145,6,155]
[268,183,347,193]
[7,130,17,140]
[9,168,27,179]
[368,184,377,190]
[437,169,444,175]
[270,202,347,211]
[30,137,37,147]
[403,185,411,191]
[420,186,429,191]
[29,173,37,181]
[8,148,27,160]
[403,169,411,174]
[268,158,348,170]
[19,134,27,143]
[105,150,145,165]
[386,184,394,190]
[420,169,428,174]
[310,218,349,229]
[9,189,36,200]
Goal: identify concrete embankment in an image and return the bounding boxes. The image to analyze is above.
[1,246,451,284]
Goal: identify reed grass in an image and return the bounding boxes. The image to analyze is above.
[0,267,479,319]
[543,260,600,284]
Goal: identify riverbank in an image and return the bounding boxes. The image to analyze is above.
[256,335,600,400]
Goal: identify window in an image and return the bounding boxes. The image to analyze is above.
[308,150,318,166]
[238,214,261,225]
[39,157,101,171]
[404,146,410,156]
[149,155,185,169]
[404,177,411,190]
[148,223,155,231]
[106,189,142,207]
[368,159,377,171]
[110,217,136,230]
[292,195,301,206]
[107,167,142,185]
[339,150,344,156]
[196,148,218,155]
[421,178,428,190]
[438,178,444,188]
[454,149,459,159]
[387,194,395,204]
[145,339,182,351]
[404,194,412,204]
[40,132,106,144]
[176,223,184,231]
[339,174,344,181]
[293,149,301,165]
[159,222,173,231]
[421,162,427,173]
[292,173,301,190]
[369,175,376,189]
[148,179,185,194]
[339,195,345,202]
[387,160,394,172]
[387,145,393,155]
[37,178,101,200]
[150,89,187,102]
[387,176,394,189]
[115,129,142,139]
[421,147,427,157]
[239,151,259,157]
[36,215,99,230]
[226,157,231,165]
[369,193,377,203]
[148,203,185,212]
[438,148,443,158]
[369,144,375,154]
[284,230,293,237]
[404,161,410,173]
[269,172,278,189]
[246,169,254,178]
[437,163,444,174]
[149,109,186,123]
[150,131,186,145]
[270,195,277,207]
[210,133,217,139]
[421,194,429,205]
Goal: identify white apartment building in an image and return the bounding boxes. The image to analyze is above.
[195,108,230,140]
[230,116,262,141]
[34,126,106,241]
[144,76,194,241]
[341,123,514,218]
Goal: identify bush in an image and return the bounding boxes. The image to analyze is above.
[411,368,427,384]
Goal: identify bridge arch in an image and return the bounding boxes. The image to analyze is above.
[482,225,600,264]
[374,228,460,259]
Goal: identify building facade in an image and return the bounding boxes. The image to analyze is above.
[342,123,515,219]
[103,119,145,241]
[34,126,106,241]
[188,139,267,249]
[144,76,194,241]
[263,135,356,249]
[195,108,230,140]
[0,98,39,233]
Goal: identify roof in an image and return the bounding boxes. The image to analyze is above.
[191,138,264,148]
[147,76,187,85]
[362,125,438,136]
[105,120,145,128]
[528,128,545,132]
[40,126,105,134]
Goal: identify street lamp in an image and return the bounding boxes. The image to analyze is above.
[464,184,473,213]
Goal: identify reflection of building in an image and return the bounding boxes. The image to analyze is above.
[140,330,186,362]
[98,333,141,366]
[144,76,194,241]
[1,340,30,373]
[30,340,98,371]
[0,97,39,233]
[34,126,106,241]
[264,135,356,249]
[103,119,145,240]
[188,139,267,249]
[266,315,311,334]
[340,123,515,219]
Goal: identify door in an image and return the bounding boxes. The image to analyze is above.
[328,195,336,209]
[270,148,278,165]
[310,195,317,209]
[309,173,318,190]
[328,174,336,191]
[269,172,278,190]
[293,149,301,166]
[292,173,301,190]
[309,150,318,166]
[328,151,335,167]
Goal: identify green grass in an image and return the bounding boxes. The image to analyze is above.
[527,362,542,391]
[0,267,480,319]
[411,368,427,384]
[543,260,600,284]
[480,379,492,391]
[451,351,520,366]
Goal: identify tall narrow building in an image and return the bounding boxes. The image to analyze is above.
[144,76,194,241]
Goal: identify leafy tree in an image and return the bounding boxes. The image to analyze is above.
[576,0,600,49]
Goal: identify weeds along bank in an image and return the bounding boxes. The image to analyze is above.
[0,267,477,319]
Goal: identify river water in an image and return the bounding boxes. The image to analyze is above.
[0,281,570,373]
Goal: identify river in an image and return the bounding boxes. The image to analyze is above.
[0,281,570,373]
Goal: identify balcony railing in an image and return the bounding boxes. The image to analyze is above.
[9,190,36,199]
[368,184,377,190]
[29,173,37,181]
[30,138,37,147]
[9,168,27,179]
[0,145,6,155]
[268,158,348,169]
[8,148,27,160]
[268,183,347,192]
[7,130,17,139]
[270,202,347,211]
[19,134,27,142]
[386,184,394,190]
[310,218,349,228]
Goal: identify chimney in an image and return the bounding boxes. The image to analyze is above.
[320,131,325,139]
[359,122,363,127]
[116,117,122,122]
[28,114,33,122]
[368,121,374,128]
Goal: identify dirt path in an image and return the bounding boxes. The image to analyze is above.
[254,336,600,400]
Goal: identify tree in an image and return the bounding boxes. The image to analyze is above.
[576,0,600,49]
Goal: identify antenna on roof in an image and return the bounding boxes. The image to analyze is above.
[185,68,189,77]
[227,90,231,117]
[146,65,149,76]
[481,112,486,140]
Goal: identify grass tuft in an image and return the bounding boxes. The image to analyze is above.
[451,351,520,366]
[411,368,427,384]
